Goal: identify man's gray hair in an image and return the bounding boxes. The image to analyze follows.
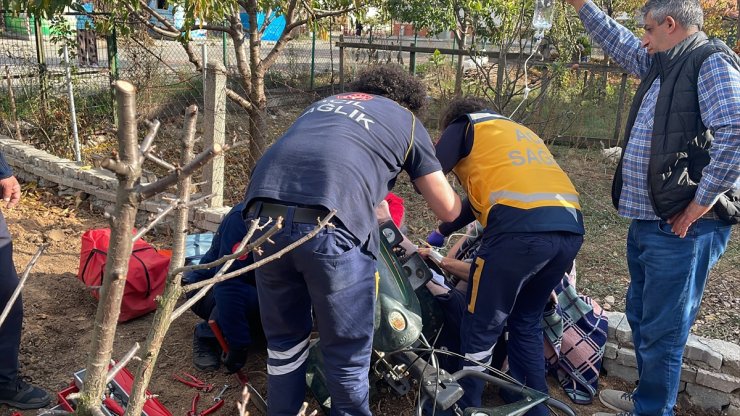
[642,0,704,30]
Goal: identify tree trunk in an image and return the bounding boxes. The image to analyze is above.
[248,88,269,167]
[78,81,142,416]
[454,29,465,96]
[125,105,198,416]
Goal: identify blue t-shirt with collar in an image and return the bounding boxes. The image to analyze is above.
[244,93,441,253]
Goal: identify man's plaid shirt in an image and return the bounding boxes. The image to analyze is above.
[580,1,740,220]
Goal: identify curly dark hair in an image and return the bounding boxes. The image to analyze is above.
[438,96,489,130]
[348,65,427,115]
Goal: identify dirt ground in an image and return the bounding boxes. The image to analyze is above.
[0,183,722,416]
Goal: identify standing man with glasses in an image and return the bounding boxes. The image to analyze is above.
[563,0,740,415]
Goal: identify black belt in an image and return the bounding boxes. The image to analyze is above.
[247,201,329,223]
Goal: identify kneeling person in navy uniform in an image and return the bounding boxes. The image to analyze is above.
[183,201,262,373]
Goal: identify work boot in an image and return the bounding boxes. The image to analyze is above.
[598,389,635,413]
[0,378,51,409]
[192,331,221,371]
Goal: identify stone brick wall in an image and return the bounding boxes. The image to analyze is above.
[0,136,228,232]
[603,311,740,415]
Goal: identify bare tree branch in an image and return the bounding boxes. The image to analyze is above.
[172,216,282,322]
[106,343,141,384]
[145,153,176,171]
[187,193,215,208]
[125,104,199,416]
[139,120,161,158]
[79,80,143,415]
[261,5,354,72]
[226,88,254,111]
[138,143,222,199]
[169,216,277,322]
[183,210,337,292]
[0,244,47,329]
[124,3,180,38]
[101,157,132,176]
[175,217,263,275]
[131,200,179,243]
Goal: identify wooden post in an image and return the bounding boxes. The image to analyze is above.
[203,61,227,208]
[409,43,416,75]
[339,35,345,92]
[613,72,629,145]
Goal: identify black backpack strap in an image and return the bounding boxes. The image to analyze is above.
[131,247,155,297]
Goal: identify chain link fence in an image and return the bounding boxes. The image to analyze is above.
[0,11,114,160]
[0,12,345,206]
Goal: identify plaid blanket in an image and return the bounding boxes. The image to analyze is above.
[543,265,609,404]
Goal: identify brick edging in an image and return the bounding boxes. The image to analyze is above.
[0,135,228,232]
[602,311,740,414]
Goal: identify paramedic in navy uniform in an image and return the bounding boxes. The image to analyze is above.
[242,65,462,416]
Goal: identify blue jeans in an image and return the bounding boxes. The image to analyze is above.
[626,219,731,416]
[246,207,375,416]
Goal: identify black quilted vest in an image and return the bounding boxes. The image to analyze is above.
[612,32,740,224]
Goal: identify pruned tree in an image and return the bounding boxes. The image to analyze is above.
[74,81,225,415]
[100,0,359,173]
[65,79,338,415]
[387,0,554,116]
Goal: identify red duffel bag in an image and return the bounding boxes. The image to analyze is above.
[77,228,170,322]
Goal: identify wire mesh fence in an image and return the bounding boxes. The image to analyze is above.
[0,11,114,160]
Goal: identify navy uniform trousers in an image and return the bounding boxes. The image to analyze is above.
[0,210,21,388]
[457,231,583,416]
[246,206,376,416]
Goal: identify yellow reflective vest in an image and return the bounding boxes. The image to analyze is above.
[453,112,583,233]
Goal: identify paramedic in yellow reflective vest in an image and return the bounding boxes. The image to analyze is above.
[431,97,585,415]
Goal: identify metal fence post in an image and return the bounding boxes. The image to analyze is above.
[339,35,345,92]
[107,26,119,125]
[201,43,208,97]
[33,14,48,107]
[310,23,316,90]
[222,21,228,66]
[409,43,416,75]
[63,45,81,163]
[203,61,227,208]
[613,73,629,145]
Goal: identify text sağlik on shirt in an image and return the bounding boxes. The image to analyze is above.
[299,98,376,130]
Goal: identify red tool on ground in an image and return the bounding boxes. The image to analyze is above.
[173,373,214,392]
[186,390,225,416]
[208,320,267,413]
[103,396,126,416]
